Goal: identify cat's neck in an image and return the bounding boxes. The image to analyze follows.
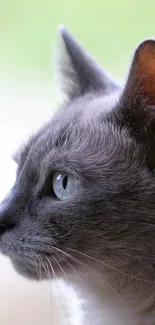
[67,272,155,325]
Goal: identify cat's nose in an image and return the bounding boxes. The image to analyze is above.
[0,206,15,236]
[0,224,10,236]
[0,195,16,236]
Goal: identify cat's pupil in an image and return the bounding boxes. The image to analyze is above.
[62,175,68,189]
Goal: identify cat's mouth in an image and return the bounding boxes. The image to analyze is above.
[11,254,65,280]
[0,240,73,280]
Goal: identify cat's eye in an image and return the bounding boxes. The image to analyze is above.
[52,172,78,200]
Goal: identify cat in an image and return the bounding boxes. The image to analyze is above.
[0,25,155,325]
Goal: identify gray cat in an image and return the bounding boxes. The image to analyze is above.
[0,26,155,325]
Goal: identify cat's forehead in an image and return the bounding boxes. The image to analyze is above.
[34,92,120,151]
[51,91,120,135]
[28,91,134,165]
[68,92,120,116]
[22,92,135,169]
[15,89,141,185]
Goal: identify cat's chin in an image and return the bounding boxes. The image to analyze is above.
[11,256,53,281]
[0,241,76,281]
[10,254,70,281]
[12,257,42,280]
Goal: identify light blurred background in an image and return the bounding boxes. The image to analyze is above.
[0,1,155,324]
[0,0,155,156]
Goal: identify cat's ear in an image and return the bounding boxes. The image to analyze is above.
[119,39,155,140]
[122,39,155,105]
[54,25,120,101]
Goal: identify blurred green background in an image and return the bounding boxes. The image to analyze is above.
[0,0,155,85]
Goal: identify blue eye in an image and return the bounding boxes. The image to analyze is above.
[52,172,77,200]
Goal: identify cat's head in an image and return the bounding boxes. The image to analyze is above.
[1,26,155,284]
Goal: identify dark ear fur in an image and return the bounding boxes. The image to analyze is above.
[117,39,155,169]
[118,39,155,141]
[123,39,155,105]
[54,25,120,100]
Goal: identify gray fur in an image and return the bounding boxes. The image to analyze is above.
[0,27,155,325]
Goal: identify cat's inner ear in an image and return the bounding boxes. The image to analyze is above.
[123,39,155,105]
[117,39,155,169]
[54,25,120,101]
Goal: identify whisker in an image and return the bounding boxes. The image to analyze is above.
[44,243,124,303]
[58,116,82,148]
[58,221,77,238]
[53,256,92,325]
[19,239,125,303]
[38,259,44,325]
[45,259,53,325]
[34,254,53,325]
[64,259,92,325]
[22,236,155,284]
[53,255,68,280]
[65,252,124,304]
[33,254,44,325]
[46,256,71,325]
[66,247,155,284]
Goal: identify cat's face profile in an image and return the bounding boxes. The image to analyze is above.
[1,27,155,289]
